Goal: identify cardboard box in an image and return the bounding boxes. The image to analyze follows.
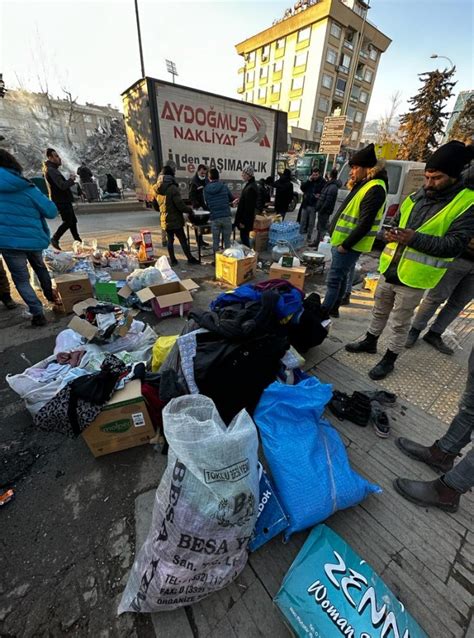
[94,271,130,304]
[253,215,273,231]
[54,273,93,299]
[68,298,135,341]
[250,230,269,253]
[269,263,306,290]
[215,253,257,286]
[82,380,155,457]
[119,279,198,319]
[141,229,154,258]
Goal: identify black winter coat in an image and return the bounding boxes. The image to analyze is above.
[272,175,294,213]
[235,178,258,231]
[155,174,192,231]
[44,161,75,204]
[189,173,209,209]
[301,176,325,206]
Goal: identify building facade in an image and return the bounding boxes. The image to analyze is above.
[443,89,474,142]
[235,0,391,151]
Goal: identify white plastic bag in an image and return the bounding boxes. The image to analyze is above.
[118,395,259,613]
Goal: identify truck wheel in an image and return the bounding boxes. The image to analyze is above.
[288,195,298,212]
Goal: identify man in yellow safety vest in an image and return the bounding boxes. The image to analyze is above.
[322,143,388,317]
[346,141,474,380]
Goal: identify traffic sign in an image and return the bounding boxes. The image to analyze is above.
[319,115,347,154]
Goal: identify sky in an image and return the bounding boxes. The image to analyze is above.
[0,0,473,122]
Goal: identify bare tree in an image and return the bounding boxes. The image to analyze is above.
[376,91,402,145]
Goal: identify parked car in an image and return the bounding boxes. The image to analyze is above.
[335,159,425,222]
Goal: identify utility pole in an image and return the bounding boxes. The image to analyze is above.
[134,0,146,78]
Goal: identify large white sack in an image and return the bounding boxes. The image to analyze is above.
[118,395,259,613]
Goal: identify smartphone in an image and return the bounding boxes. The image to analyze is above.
[381,224,393,232]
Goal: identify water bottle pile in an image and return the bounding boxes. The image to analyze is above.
[268,221,305,249]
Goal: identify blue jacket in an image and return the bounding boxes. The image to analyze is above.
[204,181,233,220]
[0,168,58,251]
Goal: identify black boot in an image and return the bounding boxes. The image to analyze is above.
[329,306,340,318]
[423,330,453,355]
[1,294,16,310]
[405,327,420,349]
[369,349,398,380]
[393,476,461,512]
[340,293,351,306]
[51,237,61,250]
[345,332,378,354]
[396,438,458,472]
[168,246,178,267]
[328,391,372,426]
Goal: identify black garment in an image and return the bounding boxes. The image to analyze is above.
[329,169,388,250]
[316,179,341,216]
[77,165,93,183]
[52,202,81,243]
[301,176,325,207]
[350,143,377,168]
[235,177,258,232]
[44,160,75,204]
[425,141,474,178]
[166,227,193,263]
[272,174,294,215]
[106,174,119,194]
[189,173,209,209]
[256,181,271,212]
[315,212,330,247]
[287,292,328,353]
[384,180,474,285]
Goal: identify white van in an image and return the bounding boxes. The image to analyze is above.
[335,160,425,222]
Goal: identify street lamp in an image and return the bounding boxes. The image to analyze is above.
[166,60,178,84]
[430,54,455,71]
[134,0,146,78]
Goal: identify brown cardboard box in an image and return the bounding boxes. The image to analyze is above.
[119,279,199,319]
[253,215,273,231]
[269,263,306,290]
[68,298,135,341]
[215,253,257,286]
[54,273,93,299]
[82,380,155,457]
[251,230,269,253]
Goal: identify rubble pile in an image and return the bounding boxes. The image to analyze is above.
[80,119,134,188]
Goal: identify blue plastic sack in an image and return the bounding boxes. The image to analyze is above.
[249,464,289,552]
[275,524,428,637]
[253,377,381,540]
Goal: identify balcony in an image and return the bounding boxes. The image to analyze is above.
[274,47,285,60]
[272,70,283,81]
[355,73,364,81]
[343,40,354,50]
[293,63,307,76]
[259,76,268,86]
[338,65,349,74]
[289,87,303,98]
[246,81,255,90]
[270,92,280,102]
[295,38,310,51]
[334,89,344,100]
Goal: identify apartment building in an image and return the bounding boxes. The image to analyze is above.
[235,0,391,150]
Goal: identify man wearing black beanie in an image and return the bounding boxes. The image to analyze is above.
[346,141,474,380]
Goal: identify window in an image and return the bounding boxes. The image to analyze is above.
[322,74,333,89]
[246,70,255,83]
[273,60,283,73]
[369,48,378,61]
[330,23,341,38]
[261,44,270,61]
[364,69,373,83]
[291,76,305,91]
[318,97,329,113]
[350,85,361,100]
[297,26,311,42]
[351,130,359,141]
[246,91,254,102]
[84,115,92,122]
[294,52,308,68]
[248,51,256,64]
[347,106,356,121]
[289,99,301,114]
[315,120,323,133]
[336,78,347,92]
[260,66,269,80]
[360,90,369,103]
[326,48,337,65]
[355,111,363,123]
[272,83,281,95]
[276,38,285,50]
[258,87,267,100]
[340,53,352,70]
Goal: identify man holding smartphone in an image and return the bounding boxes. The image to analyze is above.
[346,141,474,380]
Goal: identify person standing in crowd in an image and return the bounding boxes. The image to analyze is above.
[44,148,81,250]
[322,143,388,318]
[0,149,58,326]
[405,236,474,355]
[346,141,474,380]
[234,166,258,247]
[311,168,342,249]
[204,168,234,258]
[299,168,325,243]
[77,161,97,203]
[394,345,473,513]
[0,258,16,309]
[188,164,210,248]
[154,165,199,266]
[256,178,271,213]
[271,168,294,220]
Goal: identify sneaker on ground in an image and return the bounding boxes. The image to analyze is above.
[31,314,47,327]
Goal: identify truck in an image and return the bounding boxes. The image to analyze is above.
[121,77,288,203]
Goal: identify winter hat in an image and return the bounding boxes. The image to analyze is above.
[242,165,254,177]
[425,141,474,178]
[349,143,377,168]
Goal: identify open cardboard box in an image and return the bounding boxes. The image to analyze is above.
[82,380,155,457]
[68,298,136,341]
[119,279,199,319]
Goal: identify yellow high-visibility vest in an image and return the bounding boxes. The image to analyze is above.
[331,178,387,252]
[379,188,474,289]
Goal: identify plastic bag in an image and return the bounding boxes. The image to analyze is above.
[156,255,179,282]
[253,377,381,540]
[43,248,76,274]
[118,395,259,613]
[151,335,178,372]
[222,241,256,260]
[248,464,289,552]
[54,329,86,355]
[275,524,428,638]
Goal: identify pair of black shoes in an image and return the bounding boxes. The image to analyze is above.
[328,389,395,437]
